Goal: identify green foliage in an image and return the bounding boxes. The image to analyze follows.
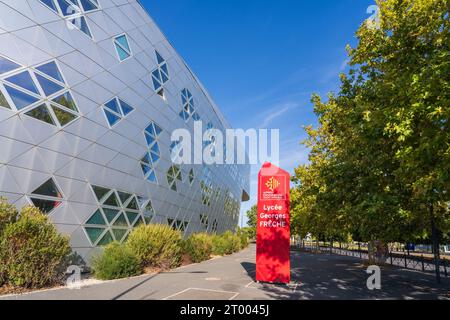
[183,233,213,263]
[245,205,257,239]
[0,206,71,288]
[212,231,241,256]
[126,224,183,270]
[291,0,450,244]
[0,197,18,236]
[237,228,250,248]
[92,242,141,280]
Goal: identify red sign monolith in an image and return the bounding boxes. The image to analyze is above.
[256,162,291,284]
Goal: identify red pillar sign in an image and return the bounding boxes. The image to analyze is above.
[256,162,291,284]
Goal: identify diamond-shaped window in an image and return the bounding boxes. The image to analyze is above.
[92,185,111,202]
[35,61,64,84]
[103,192,120,207]
[30,178,63,214]
[0,56,21,75]
[86,209,107,225]
[114,34,132,61]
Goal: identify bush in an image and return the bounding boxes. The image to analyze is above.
[211,234,228,256]
[237,228,249,249]
[212,231,242,256]
[126,224,183,270]
[0,206,71,288]
[222,231,242,253]
[92,242,141,280]
[183,233,213,263]
[0,197,18,236]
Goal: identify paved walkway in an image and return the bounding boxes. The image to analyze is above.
[1,245,449,300]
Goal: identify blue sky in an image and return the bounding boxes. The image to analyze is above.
[141,0,375,224]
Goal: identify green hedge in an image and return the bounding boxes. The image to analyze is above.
[211,231,242,256]
[237,228,250,249]
[92,242,141,280]
[126,224,183,270]
[0,197,18,236]
[183,233,213,263]
[0,205,71,288]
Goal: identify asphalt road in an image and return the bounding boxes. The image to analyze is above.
[1,244,449,300]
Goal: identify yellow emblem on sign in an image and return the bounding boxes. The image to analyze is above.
[265,177,280,192]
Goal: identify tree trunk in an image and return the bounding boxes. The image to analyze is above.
[368,240,389,265]
[430,205,441,284]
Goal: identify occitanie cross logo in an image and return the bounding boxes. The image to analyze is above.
[265,177,280,192]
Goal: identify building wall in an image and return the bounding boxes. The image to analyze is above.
[0,0,249,263]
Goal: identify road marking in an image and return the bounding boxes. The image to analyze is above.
[163,287,240,301]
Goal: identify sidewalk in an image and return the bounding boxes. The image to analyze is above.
[1,245,449,300]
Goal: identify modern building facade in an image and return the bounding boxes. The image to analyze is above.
[0,0,250,262]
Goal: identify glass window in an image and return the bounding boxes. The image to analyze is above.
[4,85,39,110]
[58,0,78,16]
[24,104,55,125]
[126,197,139,210]
[112,228,127,242]
[30,198,62,214]
[70,16,92,39]
[156,51,165,65]
[114,35,131,61]
[32,178,62,197]
[147,171,157,183]
[103,98,133,127]
[105,98,120,114]
[150,152,159,163]
[52,92,78,111]
[0,56,21,75]
[40,0,58,12]
[103,192,120,207]
[115,35,130,52]
[112,212,128,228]
[117,191,132,205]
[154,124,162,136]
[79,0,98,12]
[103,208,120,223]
[97,230,114,246]
[35,61,64,83]
[104,108,121,127]
[160,63,169,77]
[145,133,155,147]
[92,185,110,202]
[84,227,105,244]
[0,90,10,109]
[51,104,77,126]
[86,209,106,225]
[125,212,139,225]
[5,71,40,95]
[35,73,64,96]
[141,163,151,176]
[118,99,134,116]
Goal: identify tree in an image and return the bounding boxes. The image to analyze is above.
[245,205,257,239]
[291,0,449,279]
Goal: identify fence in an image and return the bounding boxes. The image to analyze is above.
[296,241,449,278]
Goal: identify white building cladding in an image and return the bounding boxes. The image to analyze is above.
[0,0,250,262]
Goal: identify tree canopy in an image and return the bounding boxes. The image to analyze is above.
[291,0,449,245]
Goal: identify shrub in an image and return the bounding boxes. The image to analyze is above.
[126,224,183,270]
[237,228,249,249]
[0,206,71,288]
[0,197,18,236]
[183,233,213,263]
[212,231,241,256]
[211,234,228,256]
[221,231,242,254]
[92,242,141,280]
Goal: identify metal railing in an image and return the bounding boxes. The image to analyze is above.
[295,241,449,278]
